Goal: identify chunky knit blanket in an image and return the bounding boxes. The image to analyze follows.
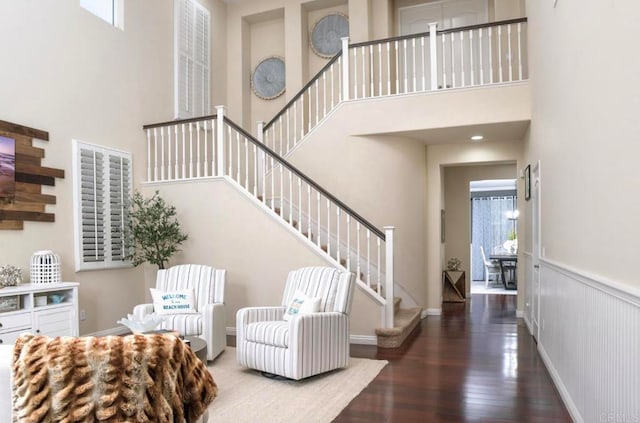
[12,333,217,422]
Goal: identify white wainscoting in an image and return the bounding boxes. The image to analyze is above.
[538,258,640,423]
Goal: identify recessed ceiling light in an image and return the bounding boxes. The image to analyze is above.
[471,135,484,141]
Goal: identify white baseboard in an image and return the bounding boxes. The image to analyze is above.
[425,308,442,316]
[538,344,583,423]
[226,326,236,336]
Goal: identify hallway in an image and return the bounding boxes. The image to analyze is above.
[335,294,572,422]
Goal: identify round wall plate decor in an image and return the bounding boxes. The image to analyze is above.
[251,56,286,100]
[311,13,349,58]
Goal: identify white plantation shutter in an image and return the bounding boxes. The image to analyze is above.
[73,140,132,271]
[176,0,210,118]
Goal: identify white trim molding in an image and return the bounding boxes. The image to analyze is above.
[425,308,442,316]
[537,258,640,423]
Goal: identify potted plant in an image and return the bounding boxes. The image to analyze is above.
[125,191,188,269]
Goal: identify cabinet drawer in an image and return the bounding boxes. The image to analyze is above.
[0,312,31,332]
[0,328,28,345]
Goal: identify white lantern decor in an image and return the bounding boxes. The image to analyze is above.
[30,250,62,284]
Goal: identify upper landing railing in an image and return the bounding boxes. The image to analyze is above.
[261,17,528,158]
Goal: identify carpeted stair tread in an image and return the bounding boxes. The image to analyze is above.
[394,296,401,315]
[375,307,422,348]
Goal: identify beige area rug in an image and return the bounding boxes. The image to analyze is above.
[206,348,387,423]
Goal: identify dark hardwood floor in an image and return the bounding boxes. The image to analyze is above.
[333,294,572,423]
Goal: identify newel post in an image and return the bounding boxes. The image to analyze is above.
[341,36,350,101]
[256,121,265,197]
[215,105,226,176]
[384,226,395,329]
[429,22,438,90]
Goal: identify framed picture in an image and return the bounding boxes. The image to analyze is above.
[0,135,16,200]
[524,164,531,201]
[441,209,445,243]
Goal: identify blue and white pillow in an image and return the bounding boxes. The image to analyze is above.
[283,290,321,321]
[150,288,197,315]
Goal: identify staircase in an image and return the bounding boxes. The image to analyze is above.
[376,297,422,348]
[142,18,529,346]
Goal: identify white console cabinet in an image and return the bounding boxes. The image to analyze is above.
[0,282,79,345]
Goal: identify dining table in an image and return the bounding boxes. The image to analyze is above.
[489,253,518,290]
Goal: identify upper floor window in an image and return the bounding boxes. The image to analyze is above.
[175,0,210,118]
[80,0,123,29]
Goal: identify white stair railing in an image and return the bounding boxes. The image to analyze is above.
[262,18,528,158]
[143,109,396,328]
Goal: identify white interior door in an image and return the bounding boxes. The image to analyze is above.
[530,162,541,340]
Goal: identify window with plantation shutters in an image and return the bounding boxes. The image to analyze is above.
[72,140,132,271]
[175,0,210,119]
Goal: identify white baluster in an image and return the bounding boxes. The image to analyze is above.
[256,121,265,198]
[196,122,201,178]
[236,131,241,182]
[167,126,173,180]
[215,105,225,176]
[402,39,408,93]
[507,24,513,82]
[279,165,283,218]
[366,229,371,288]
[450,32,456,87]
[469,30,474,86]
[356,222,361,281]
[322,71,327,117]
[326,199,331,257]
[488,27,494,84]
[146,129,151,182]
[411,37,416,92]
[294,100,299,143]
[420,36,426,91]
[369,44,374,97]
[517,23,523,80]
[153,128,158,181]
[271,157,275,211]
[330,62,335,107]
[307,185,311,240]
[227,126,232,176]
[288,170,293,225]
[337,56,343,101]
[384,226,395,328]
[317,192,321,247]
[188,123,194,178]
[429,23,438,91]
[336,207,341,265]
[279,115,283,156]
[252,144,257,197]
[341,37,350,101]
[386,42,391,95]
[297,177,302,233]
[181,124,186,178]
[244,137,249,188]
[346,215,351,271]
[174,125,179,179]
[377,237,381,293]
[441,31,447,89]
[361,46,367,98]
[394,40,400,93]
[498,25,503,83]
[314,80,319,125]
[460,31,465,87]
[378,43,383,96]
[202,120,207,177]
[479,28,484,85]
[285,109,291,150]
[160,127,165,180]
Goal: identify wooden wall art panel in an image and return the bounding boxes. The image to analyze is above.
[0,119,63,230]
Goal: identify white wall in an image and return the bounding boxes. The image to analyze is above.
[524,1,640,421]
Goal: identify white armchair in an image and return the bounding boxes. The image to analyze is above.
[134,264,227,361]
[236,266,355,380]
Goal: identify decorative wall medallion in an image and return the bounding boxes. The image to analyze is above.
[251,56,286,100]
[311,13,349,58]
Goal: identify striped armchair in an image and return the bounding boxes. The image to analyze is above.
[133,264,227,361]
[236,267,355,380]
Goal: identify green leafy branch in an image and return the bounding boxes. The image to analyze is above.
[125,191,188,269]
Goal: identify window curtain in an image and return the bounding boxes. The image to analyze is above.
[471,196,516,280]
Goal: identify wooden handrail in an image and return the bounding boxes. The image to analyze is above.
[264,53,342,131]
[350,17,527,49]
[143,114,217,130]
[223,117,386,240]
